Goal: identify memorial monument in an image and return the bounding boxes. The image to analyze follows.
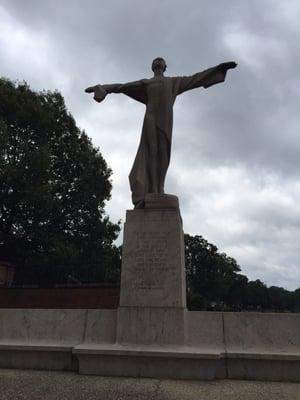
[78,58,238,377]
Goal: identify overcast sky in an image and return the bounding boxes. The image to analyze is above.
[1,0,300,289]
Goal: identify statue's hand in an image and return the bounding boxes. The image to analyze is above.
[218,61,238,72]
[85,84,107,103]
[85,86,96,93]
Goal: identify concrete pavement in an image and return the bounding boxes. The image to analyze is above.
[0,369,300,400]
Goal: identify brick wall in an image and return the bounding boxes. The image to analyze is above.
[0,286,120,309]
[0,264,15,286]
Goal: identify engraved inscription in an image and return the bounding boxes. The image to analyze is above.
[129,231,177,290]
[120,210,186,307]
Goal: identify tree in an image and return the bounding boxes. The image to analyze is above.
[185,234,243,310]
[245,279,269,310]
[0,78,120,285]
[225,273,249,311]
[268,286,290,311]
[291,288,300,312]
[184,234,300,312]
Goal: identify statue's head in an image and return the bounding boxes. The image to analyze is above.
[152,57,167,73]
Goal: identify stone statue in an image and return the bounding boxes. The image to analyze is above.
[85,58,237,208]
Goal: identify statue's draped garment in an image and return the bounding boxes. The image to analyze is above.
[104,66,227,206]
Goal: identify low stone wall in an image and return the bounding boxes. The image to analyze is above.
[224,312,300,352]
[0,309,299,381]
[0,308,117,371]
[223,312,300,381]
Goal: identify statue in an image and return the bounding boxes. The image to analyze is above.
[85,58,237,208]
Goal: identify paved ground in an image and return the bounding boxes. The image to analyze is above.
[0,369,299,400]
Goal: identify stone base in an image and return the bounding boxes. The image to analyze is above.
[144,193,179,209]
[134,194,179,209]
[120,208,186,309]
[74,343,225,380]
[227,357,300,382]
[0,344,78,371]
[117,307,186,345]
[117,206,187,348]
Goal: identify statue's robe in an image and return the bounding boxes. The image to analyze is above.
[106,66,227,206]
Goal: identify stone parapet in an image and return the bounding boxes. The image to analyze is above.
[0,308,299,381]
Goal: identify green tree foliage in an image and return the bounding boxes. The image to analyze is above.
[0,78,120,285]
[291,288,300,312]
[185,234,299,312]
[185,234,242,309]
[245,279,269,310]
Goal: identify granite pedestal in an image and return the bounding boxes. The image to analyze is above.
[74,196,225,379]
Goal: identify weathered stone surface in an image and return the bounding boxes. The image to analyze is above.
[116,207,187,346]
[224,312,300,352]
[116,307,186,345]
[77,352,220,380]
[0,309,300,381]
[0,349,78,371]
[144,193,179,209]
[224,312,300,381]
[74,343,223,379]
[0,309,86,343]
[0,309,84,371]
[84,310,117,344]
[120,209,186,308]
[185,311,224,348]
[227,358,300,382]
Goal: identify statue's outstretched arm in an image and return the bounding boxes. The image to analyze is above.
[85,83,123,103]
[175,61,237,95]
[85,80,146,104]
